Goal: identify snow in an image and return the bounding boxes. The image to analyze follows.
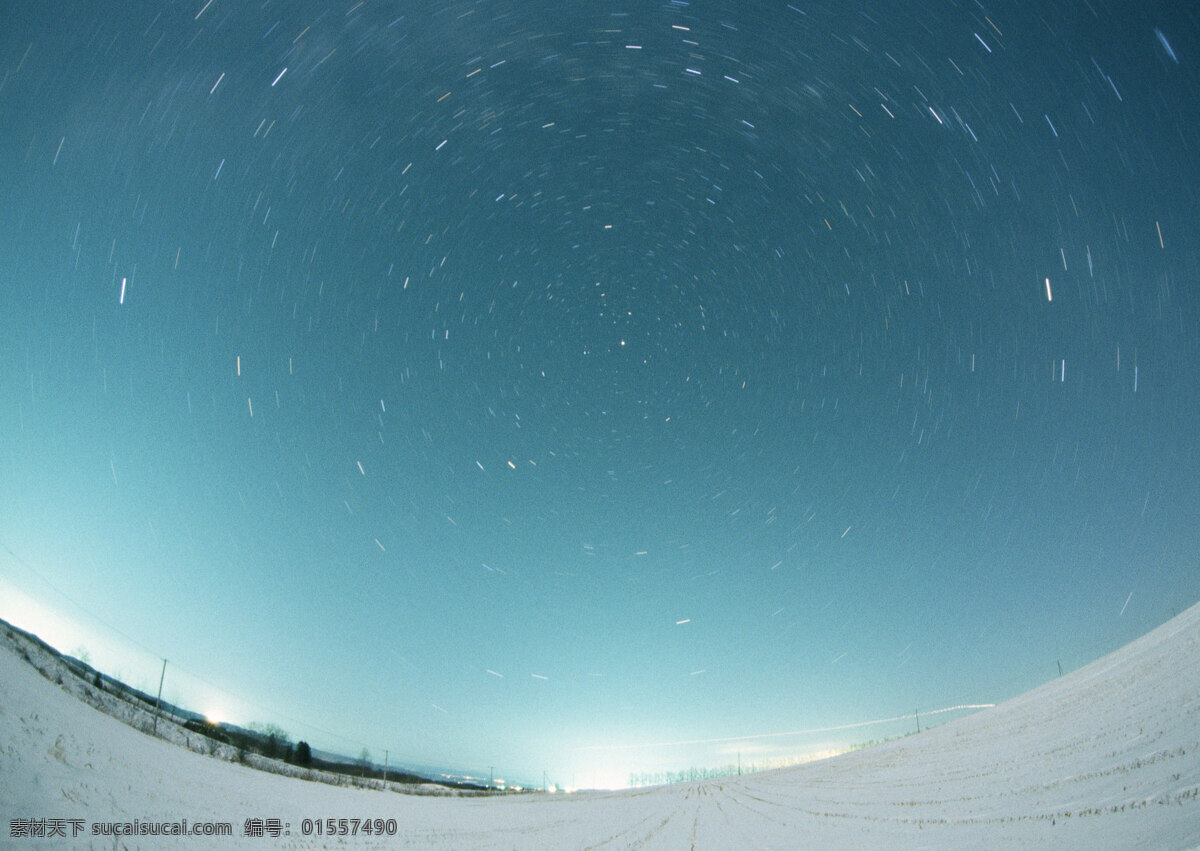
[2,605,1199,849]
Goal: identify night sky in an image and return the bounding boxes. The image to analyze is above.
[2,0,1198,789]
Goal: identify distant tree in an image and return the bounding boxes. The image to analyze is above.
[294,740,312,766]
[266,734,284,759]
[249,722,292,760]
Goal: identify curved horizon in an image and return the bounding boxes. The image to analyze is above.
[3,595,1196,845]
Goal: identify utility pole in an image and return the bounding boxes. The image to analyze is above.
[915,708,921,733]
[384,750,389,785]
[152,659,167,735]
[737,751,741,776]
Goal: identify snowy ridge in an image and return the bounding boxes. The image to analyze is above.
[2,603,1199,848]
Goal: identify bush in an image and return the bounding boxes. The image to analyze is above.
[184,718,228,742]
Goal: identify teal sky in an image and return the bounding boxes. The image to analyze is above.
[2,0,1198,788]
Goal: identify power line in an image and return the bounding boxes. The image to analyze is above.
[576,704,997,751]
[0,539,161,659]
[0,539,407,767]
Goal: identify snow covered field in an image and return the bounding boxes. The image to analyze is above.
[2,604,1199,849]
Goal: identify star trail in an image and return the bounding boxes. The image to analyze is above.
[1,0,1197,787]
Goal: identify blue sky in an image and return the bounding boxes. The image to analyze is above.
[2,0,1198,789]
